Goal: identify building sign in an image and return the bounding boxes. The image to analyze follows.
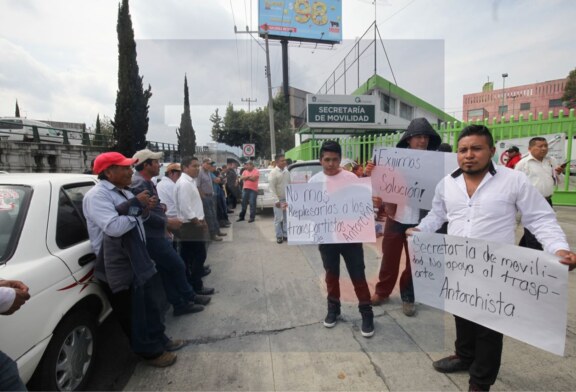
[258,0,342,44]
[307,95,376,127]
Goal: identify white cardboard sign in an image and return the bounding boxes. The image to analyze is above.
[371,147,457,209]
[408,232,568,356]
[286,178,376,245]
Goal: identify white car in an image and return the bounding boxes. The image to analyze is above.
[256,169,275,210]
[0,174,112,391]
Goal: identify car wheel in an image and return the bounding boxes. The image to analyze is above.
[30,311,97,391]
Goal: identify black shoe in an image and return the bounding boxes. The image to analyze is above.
[361,312,374,338]
[220,223,231,228]
[173,303,204,316]
[217,231,227,236]
[432,355,471,373]
[227,210,234,213]
[469,382,491,391]
[283,237,288,242]
[323,310,340,328]
[276,237,283,244]
[196,287,215,295]
[236,218,245,222]
[248,219,255,223]
[193,295,211,306]
[201,267,212,277]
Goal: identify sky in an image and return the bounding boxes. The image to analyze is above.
[0,0,574,147]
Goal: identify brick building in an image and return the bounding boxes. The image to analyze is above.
[463,78,568,121]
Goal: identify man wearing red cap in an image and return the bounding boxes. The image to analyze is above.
[83,151,186,367]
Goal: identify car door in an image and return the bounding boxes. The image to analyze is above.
[45,178,98,285]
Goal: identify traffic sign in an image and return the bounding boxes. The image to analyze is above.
[242,143,255,157]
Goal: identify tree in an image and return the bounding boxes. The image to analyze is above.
[176,75,196,157]
[94,114,103,147]
[113,0,152,157]
[215,93,294,158]
[209,108,224,142]
[562,67,576,109]
[14,100,20,118]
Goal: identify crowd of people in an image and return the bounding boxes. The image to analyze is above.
[3,116,576,390]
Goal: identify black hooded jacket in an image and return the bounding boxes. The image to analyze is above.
[396,117,441,150]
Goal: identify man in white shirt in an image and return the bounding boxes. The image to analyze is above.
[156,162,182,218]
[268,154,290,243]
[409,125,576,392]
[515,137,563,250]
[174,157,215,296]
[371,117,442,317]
[0,279,30,391]
[310,141,375,338]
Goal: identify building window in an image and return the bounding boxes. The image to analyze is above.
[380,93,396,115]
[549,99,563,108]
[467,108,485,118]
[498,105,508,115]
[399,102,413,120]
[519,102,530,111]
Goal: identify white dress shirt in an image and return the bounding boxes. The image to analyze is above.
[174,172,205,222]
[515,153,558,198]
[156,177,177,217]
[268,166,290,202]
[0,287,15,313]
[417,165,569,255]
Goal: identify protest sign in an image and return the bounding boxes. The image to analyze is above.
[286,177,376,245]
[407,232,568,355]
[371,147,457,209]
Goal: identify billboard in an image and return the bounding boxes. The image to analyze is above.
[258,0,342,44]
[307,95,377,127]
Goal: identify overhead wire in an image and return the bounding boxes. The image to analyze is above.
[229,0,245,99]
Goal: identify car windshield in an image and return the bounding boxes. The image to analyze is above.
[289,164,323,184]
[0,186,32,263]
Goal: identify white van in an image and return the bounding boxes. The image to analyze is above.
[0,117,63,143]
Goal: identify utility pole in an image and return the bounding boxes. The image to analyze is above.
[265,31,276,160]
[241,97,257,112]
[234,25,276,160]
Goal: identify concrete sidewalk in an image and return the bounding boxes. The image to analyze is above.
[125,207,576,391]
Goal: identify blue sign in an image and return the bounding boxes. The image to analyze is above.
[258,0,342,43]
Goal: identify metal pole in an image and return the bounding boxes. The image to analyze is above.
[501,73,508,116]
[265,32,276,160]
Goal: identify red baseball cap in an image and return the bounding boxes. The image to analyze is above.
[93,152,138,174]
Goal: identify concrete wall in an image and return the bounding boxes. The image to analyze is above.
[0,141,103,173]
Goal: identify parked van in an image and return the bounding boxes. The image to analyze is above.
[0,117,63,143]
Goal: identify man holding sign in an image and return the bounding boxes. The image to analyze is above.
[408,125,576,391]
[371,117,441,317]
[310,141,375,338]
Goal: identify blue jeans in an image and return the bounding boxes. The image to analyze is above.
[0,351,26,391]
[239,189,257,220]
[273,199,287,238]
[104,273,168,358]
[146,237,195,311]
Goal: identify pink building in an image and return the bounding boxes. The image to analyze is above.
[463,78,568,122]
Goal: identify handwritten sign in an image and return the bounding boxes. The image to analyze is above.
[286,178,376,245]
[371,147,457,209]
[407,232,568,355]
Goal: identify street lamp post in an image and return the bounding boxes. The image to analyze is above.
[501,73,508,116]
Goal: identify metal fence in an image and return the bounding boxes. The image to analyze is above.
[286,109,576,206]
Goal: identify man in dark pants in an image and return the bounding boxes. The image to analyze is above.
[174,156,215,296]
[310,141,374,338]
[371,117,441,317]
[409,125,576,391]
[197,158,226,241]
[131,149,210,315]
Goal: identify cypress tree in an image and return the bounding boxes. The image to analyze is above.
[94,114,103,147]
[15,100,20,118]
[176,75,196,156]
[113,0,152,156]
